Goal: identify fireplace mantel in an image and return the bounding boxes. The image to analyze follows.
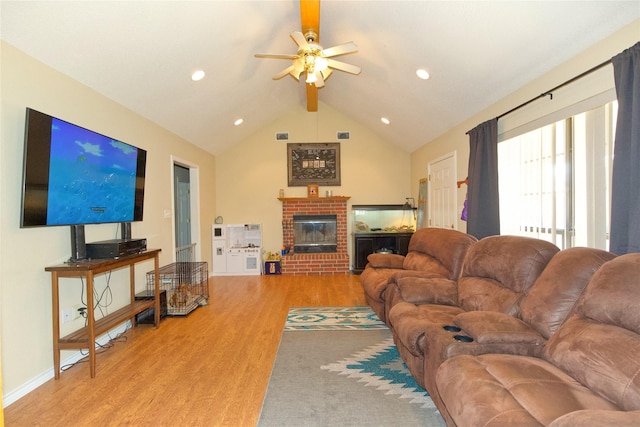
[278,196,351,202]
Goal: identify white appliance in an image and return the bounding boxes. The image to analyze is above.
[212,224,262,276]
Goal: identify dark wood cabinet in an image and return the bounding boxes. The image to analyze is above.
[353,232,413,273]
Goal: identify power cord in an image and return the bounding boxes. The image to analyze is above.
[60,321,131,372]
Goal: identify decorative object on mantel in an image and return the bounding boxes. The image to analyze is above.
[307,184,319,198]
[287,143,341,186]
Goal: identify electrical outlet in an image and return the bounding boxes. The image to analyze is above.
[62,308,72,323]
[73,304,84,320]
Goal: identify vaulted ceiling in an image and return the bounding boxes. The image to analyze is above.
[1,1,638,155]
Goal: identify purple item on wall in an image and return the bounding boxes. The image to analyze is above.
[461,194,468,221]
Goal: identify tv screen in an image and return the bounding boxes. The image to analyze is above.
[21,108,146,227]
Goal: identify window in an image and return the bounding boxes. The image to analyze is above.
[498,101,617,250]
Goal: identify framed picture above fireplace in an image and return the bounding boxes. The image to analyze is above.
[287,143,341,186]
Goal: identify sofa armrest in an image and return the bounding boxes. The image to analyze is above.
[453,311,546,345]
[367,253,405,269]
[549,410,640,427]
[395,276,458,306]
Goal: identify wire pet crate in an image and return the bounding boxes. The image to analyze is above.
[146,262,209,316]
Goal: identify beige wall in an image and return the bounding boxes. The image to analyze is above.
[0,42,216,397]
[215,104,412,260]
[410,20,639,233]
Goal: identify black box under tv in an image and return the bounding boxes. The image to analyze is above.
[135,289,167,324]
[86,238,147,259]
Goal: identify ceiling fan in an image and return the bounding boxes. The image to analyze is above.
[255,0,361,112]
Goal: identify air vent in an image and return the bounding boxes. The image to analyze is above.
[337,131,350,140]
[275,132,289,141]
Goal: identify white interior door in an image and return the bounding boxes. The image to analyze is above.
[428,153,457,229]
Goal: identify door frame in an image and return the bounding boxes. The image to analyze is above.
[170,155,201,262]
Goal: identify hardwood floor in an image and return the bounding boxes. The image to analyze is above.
[4,274,366,426]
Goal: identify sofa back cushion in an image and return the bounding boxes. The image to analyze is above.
[520,247,616,339]
[457,235,559,315]
[404,228,477,279]
[544,253,640,411]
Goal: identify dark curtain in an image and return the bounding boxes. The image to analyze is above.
[467,118,500,239]
[610,42,640,255]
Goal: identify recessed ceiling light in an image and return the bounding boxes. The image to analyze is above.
[234,118,244,126]
[381,117,390,125]
[191,70,205,81]
[416,68,430,80]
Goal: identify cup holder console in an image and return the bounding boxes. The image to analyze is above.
[453,334,474,343]
[443,325,473,342]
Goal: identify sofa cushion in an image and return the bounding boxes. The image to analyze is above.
[458,235,559,315]
[402,252,450,276]
[520,247,616,339]
[389,302,464,357]
[436,354,620,427]
[549,409,640,426]
[406,227,477,280]
[453,311,545,345]
[393,276,458,306]
[366,253,405,269]
[575,253,640,334]
[544,254,640,411]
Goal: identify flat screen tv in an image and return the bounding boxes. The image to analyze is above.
[20,108,146,228]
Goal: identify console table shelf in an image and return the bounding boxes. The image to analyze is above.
[58,300,156,346]
[46,249,161,378]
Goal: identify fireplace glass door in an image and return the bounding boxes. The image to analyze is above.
[293,214,338,253]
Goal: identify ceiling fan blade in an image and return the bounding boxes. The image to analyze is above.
[255,53,299,60]
[306,83,318,112]
[300,0,320,41]
[290,31,310,51]
[273,65,295,80]
[321,42,358,58]
[320,67,333,80]
[327,58,361,75]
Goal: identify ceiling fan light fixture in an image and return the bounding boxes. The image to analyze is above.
[234,118,243,126]
[306,71,318,84]
[315,56,329,72]
[381,117,390,125]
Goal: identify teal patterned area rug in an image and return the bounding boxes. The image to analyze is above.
[285,306,387,330]
[258,307,445,426]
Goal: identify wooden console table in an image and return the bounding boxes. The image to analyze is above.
[46,249,161,378]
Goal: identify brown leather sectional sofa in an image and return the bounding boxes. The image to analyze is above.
[359,228,640,426]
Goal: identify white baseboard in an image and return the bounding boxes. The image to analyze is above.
[3,321,131,408]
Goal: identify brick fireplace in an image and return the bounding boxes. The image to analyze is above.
[279,196,351,275]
